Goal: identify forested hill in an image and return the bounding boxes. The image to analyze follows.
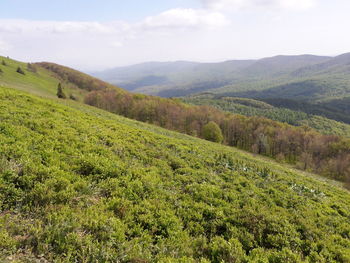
[181,95,350,138]
[92,53,350,98]
[1,87,350,261]
[92,54,350,126]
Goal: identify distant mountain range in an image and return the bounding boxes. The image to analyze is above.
[93,53,350,100]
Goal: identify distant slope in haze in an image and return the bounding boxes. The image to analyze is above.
[92,54,332,97]
[213,53,350,102]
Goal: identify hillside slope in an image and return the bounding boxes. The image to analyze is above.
[1,87,350,262]
[8,60,348,184]
[0,56,87,100]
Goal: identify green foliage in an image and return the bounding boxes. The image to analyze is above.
[1,60,6,66]
[85,87,350,183]
[37,62,124,93]
[16,67,25,75]
[263,98,350,124]
[1,87,350,261]
[2,57,349,184]
[202,121,223,143]
[183,95,350,137]
[57,83,67,99]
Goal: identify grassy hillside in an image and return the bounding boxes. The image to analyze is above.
[0,56,88,101]
[1,57,349,181]
[1,87,350,262]
[182,95,350,137]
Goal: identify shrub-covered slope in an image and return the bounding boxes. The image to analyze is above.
[84,88,350,183]
[1,87,350,262]
[2,59,349,184]
[21,61,350,184]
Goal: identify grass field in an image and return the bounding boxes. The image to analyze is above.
[1,87,350,262]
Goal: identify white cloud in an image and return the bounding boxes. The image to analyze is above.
[0,40,11,52]
[110,41,123,48]
[0,19,128,35]
[202,0,317,10]
[1,0,346,72]
[0,9,229,70]
[0,8,229,37]
[140,8,229,29]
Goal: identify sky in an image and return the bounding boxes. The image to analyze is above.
[1,0,350,71]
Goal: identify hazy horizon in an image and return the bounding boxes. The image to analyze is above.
[90,52,348,73]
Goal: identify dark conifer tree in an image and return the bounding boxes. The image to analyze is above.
[57,83,67,99]
[16,67,25,75]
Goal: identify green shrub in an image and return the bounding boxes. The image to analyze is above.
[207,237,245,262]
[16,67,25,75]
[57,83,66,99]
[202,121,223,143]
[69,94,77,100]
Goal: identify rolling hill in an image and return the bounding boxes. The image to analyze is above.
[1,87,350,262]
[93,53,350,127]
[92,54,337,98]
[93,59,258,97]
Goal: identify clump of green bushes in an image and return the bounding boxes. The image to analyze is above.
[0,87,350,262]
